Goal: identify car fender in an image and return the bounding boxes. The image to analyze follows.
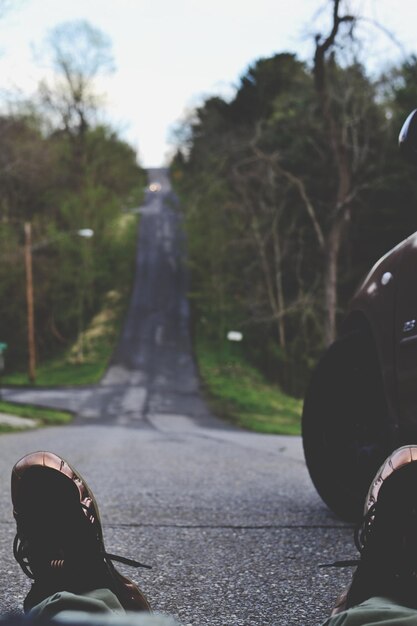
[342,233,415,433]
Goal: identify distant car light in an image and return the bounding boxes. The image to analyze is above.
[149,183,161,192]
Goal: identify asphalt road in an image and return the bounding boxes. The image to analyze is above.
[0,170,355,625]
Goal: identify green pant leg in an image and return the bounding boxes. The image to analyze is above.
[28,589,179,626]
[28,588,126,618]
[322,596,417,626]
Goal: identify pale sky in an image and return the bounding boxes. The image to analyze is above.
[0,0,415,166]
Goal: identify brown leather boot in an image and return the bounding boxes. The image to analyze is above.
[330,444,417,615]
[11,451,151,613]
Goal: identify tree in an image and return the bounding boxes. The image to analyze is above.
[39,20,115,139]
[173,2,416,393]
[312,0,357,345]
[0,114,54,222]
[0,17,148,377]
[174,54,322,391]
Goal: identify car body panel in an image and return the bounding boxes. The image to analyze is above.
[342,232,417,440]
[394,233,417,436]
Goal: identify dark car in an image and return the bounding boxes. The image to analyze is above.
[302,110,417,522]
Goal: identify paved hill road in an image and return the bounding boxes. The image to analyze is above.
[0,170,354,625]
[3,169,217,428]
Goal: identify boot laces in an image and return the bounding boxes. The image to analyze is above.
[13,501,150,579]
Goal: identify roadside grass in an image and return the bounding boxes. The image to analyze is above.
[2,289,125,387]
[197,341,302,435]
[0,212,134,428]
[0,400,72,429]
[2,212,138,388]
[0,291,120,424]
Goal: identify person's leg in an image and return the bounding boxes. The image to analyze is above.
[11,451,151,613]
[29,589,178,626]
[29,588,125,618]
[324,445,417,624]
[28,587,178,625]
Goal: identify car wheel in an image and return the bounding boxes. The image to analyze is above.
[302,330,392,522]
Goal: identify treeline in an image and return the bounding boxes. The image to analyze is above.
[0,20,146,372]
[172,7,417,396]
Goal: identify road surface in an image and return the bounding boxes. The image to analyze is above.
[0,170,354,625]
[3,169,221,429]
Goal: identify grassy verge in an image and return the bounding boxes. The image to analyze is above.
[2,212,138,387]
[0,400,72,429]
[2,289,125,386]
[197,340,302,435]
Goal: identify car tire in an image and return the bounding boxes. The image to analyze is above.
[302,330,392,522]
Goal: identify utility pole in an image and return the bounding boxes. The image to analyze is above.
[24,222,36,383]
